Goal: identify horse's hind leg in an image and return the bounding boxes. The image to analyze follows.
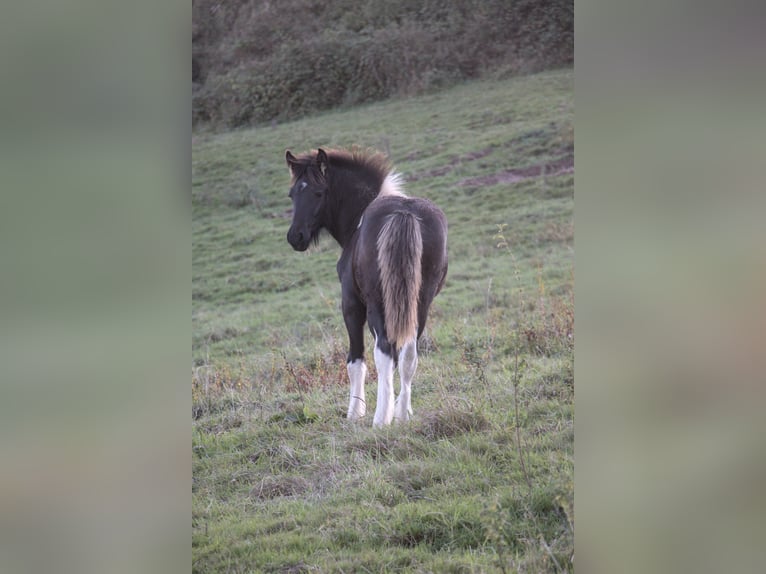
[394,338,417,422]
[372,337,396,427]
[368,309,396,427]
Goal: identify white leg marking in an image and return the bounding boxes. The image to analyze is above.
[373,341,395,427]
[394,338,417,422]
[346,359,367,420]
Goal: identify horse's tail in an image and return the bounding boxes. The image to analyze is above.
[377,211,423,350]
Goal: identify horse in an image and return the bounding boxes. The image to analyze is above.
[285,147,448,427]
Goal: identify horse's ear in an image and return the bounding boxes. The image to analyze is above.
[316,148,329,177]
[285,150,298,172]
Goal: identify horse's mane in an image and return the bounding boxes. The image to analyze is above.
[290,147,393,189]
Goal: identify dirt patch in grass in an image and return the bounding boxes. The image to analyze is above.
[459,154,574,187]
[406,146,496,182]
[405,125,571,185]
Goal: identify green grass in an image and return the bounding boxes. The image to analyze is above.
[193,68,573,573]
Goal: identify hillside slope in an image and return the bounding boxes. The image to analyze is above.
[193,69,573,572]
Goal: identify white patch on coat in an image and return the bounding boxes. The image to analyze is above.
[379,172,406,197]
[372,340,395,427]
[346,359,367,420]
[394,338,417,422]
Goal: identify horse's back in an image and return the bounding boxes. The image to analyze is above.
[366,195,446,241]
[363,194,446,251]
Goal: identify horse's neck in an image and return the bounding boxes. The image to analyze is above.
[326,185,374,248]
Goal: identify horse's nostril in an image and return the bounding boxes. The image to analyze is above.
[288,227,308,249]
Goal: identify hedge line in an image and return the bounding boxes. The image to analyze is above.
[192,0,573,129]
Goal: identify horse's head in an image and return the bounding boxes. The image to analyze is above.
[285,148,329,251]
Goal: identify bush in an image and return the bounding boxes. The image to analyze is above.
[192,0,573,129]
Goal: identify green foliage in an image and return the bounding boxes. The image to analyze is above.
[193,70,573,572]
[193,0,573,129]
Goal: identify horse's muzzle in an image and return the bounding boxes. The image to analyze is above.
[287,227,309,251]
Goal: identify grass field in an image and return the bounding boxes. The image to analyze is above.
[193,68,573,573]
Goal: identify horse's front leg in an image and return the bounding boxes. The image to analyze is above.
[342,292,367,420]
